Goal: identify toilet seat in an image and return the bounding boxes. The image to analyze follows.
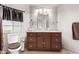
[7,33,21,54]
[8,42,20,49]
[8,42,21,54]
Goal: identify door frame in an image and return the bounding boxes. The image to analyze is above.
[0,17,3,50]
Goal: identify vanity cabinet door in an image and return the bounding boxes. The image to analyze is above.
[43,37,50,50]
[37,37,44,49]
[51,33,62,51]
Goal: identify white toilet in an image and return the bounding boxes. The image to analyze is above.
[7,33,21,54]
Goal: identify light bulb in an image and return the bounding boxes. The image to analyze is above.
[47,9,50,12]
[44,8,48,15]
[39,9,42,14]
[35,9,39,13]
[44,8,47,13]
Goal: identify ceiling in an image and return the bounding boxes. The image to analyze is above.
[29,4,60,8]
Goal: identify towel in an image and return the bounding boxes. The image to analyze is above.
[72,22,79,40]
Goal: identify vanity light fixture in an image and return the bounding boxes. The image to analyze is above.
[35,8,50,15]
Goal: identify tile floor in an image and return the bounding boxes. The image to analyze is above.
[0,49,74,54]
[20,49,74,54]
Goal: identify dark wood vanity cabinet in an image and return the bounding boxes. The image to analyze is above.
[26,32,62,51]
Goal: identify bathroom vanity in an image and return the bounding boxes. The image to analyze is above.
[26,32,62,51]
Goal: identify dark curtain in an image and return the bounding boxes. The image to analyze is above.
[12,9,18,21]
[18,12,23,22]
[3,6,11,20]
[3,6,23,22]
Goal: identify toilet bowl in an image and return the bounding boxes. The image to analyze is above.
[8,42,21,54]
[7,33,21,54]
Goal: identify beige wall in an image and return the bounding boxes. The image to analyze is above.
[58,4,79,53]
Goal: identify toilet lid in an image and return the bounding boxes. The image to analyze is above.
[8,42,20,49]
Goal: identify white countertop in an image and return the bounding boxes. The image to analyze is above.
[27,31,61,32]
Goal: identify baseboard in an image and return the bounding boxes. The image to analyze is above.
[0,50,7,54]
[63,48,77,54]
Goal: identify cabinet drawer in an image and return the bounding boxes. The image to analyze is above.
[27,43,36,49]
[52,37,61,42]
[51,33,61,37]
[27,37,36,43]
[27,32,37,37]
[51,43,62,50]
[37,33,50,37]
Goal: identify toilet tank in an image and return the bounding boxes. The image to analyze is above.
[7,33,19,44]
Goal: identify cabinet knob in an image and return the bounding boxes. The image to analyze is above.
[30,39,32,40]
[42,42,45,44]
[56,45,58,48]
[29,45,32,47]
[56,39,58,41]
[56,34,58,36]
[44,42,45,44]
[30,34,32,36]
